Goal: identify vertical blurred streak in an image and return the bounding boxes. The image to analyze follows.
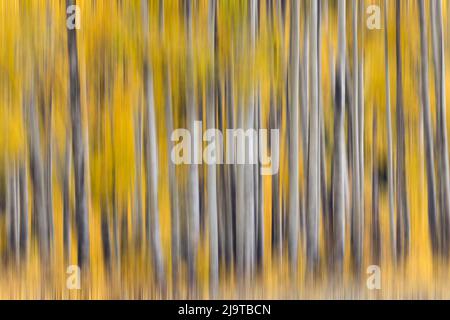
[333,0,346,276]
[101,201,112,274]
[418,0,439,255]
[19,161,29,260]
[7,162,19,263]
[350,0,362,276]
[184,0,200,295]
[256,88,264,271]
[358,0,365,259]
[164,66,180,296]
[244,0,257,281]
[63,133,71,262]
[288,0,300,272]
[430,0,445,254]
[141,0,166,288]
[14,164,20,264]
[224,70,236,271]
[372,111,381,264]
[435,0,450,256]
[46,0,54,251]
[27,90,49,264]
[66,0,90,269]
[270,88,281,258]
[46,95,54,250]
[207,0,219,298]
[306,0,319,273]
[236,95,245,281]
[271,0,282,261]
[383,0,396,263]
[300,0,308,251]
[395,0,410,260]
[319,0,331,271]
[133,103,143,247]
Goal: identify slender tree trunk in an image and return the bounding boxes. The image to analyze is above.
[384,0,396,261]
[430,0,445,254]
[19,162,28,259]
[372,112,381,264]
[288,0,300,271]
[7,163,19,263]
[271,0,283,263]
[306,0,320,272]
[133,107,143,248]
[141,0,165,287]
[164,66,180,295]
[395,0,410,260]
[256,88,264,271]
[206,0,219,297]
[435,0,450,255]
[321,0,332,269]
[333,0,346,275]
[63,134,71,262]
[418,0,439,254]
[185,0,200,293]
[350,0,362,275]
[225,70,235,270]
[143,66,165,287]
[66,0,90,269]
[27,91,49,263]
[236,97,245,280]
[101,201,112,273]
[46,97,54,249]
[358,0,365,257]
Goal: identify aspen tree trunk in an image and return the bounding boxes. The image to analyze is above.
[207,0,219,297]
[241,0,257,281]
[46,98,53,249]
[350,0,362,275]
[333,0,346,274]
[236,97,245,280]
[7,163,19,263]
[270,88,282,258]
[321,0,332,268]
[164,67,180,294]
[19,162,28,259]
[358,0,365,254]
[185,0,200,292]
[435,0,450,254]
[225,71,236,270]
[63,135,71,261]
[141,0,165,287]
[256,88,264,271]
[133,107,143,247]
[27,92,49,263]
[301,0,309,189]
[299,0,308,249]
[372,112,381,264]
[101,201,112,273]
[306,0,320,272]
[288,0,300,270]
[430,0,445,253]
[384,0,396,261]
[271,0,283,261]
[418,0,439,254]
[66,0,89,269]
[395,0,410,260]
[143,67,165,287]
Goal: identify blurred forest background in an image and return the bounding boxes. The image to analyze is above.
[1,0,450,299]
